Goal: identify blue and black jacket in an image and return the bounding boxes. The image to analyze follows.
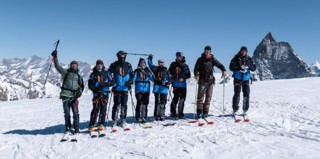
[108,53,134,92]
[88,66,114,98]
[169,60,191,88]
[133,66,154,93]
[229,53,256,81]
[148,58,171,94]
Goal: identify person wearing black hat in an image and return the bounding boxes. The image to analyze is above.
[229,46,256,116]
[169,52,191,119]
[51,50,84,135]
[88,59,114,136]
[194,45,227,120]
[148,54,172,121]
[132,58,154,123]
[108,51,134,128]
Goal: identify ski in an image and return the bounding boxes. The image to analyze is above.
[98,130,106,137]
[141,125,153,129]
[89,128,98,138]
[60,132,71,142]
[111,127,118,133]
[242,113,250,122]
[203,118,215,125]
[233,114,242,123]
[162,122,175,127]
[188,119,198,123]
[70,133,79,142]
[198,119,205,126]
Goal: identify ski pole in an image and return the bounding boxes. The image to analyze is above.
[106,92,113,127]
[44,40,60,89]
[129,88,136,121]
[194,82,198,120]
[223,76,225,115]
[168,85,173,101]
[126,53,149,56]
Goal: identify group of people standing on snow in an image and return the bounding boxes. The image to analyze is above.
[50,45,256,134]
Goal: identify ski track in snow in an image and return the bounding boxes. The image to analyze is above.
[1,77,320,159]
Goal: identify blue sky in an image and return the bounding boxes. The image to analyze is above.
[0,0,319,71]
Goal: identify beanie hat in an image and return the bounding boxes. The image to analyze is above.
[158,59,165,64]
[139,58,146,64]
[96,59,104,66]
[176,52,183,57]
[240,46,248,52]
[70,60,78,66]
[204,46,211,51]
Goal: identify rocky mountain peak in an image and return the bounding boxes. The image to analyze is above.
[252,32,313,80]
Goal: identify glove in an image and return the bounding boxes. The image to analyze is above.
[240,65,248,73]
[178,78,184,82]
[194,74,199,81]
[148,54,153,60]
[51,50,57,58]
[75,90,82,98]
[221,71,228,78]
[125,80,133,86]
[241,65,248,70]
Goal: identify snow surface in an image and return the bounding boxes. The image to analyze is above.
[0,77,320,159]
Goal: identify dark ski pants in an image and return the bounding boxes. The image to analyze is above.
[89,96,108,128]
[61,97,79,131]
[135,92,150,121]
[154,93,167,118]
[197,82,214,116]
[170,87,186,117]
[232,80,250,112]
[112,91,128,121]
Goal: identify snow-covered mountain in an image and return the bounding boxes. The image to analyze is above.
[0,55,92,101]
[252,32,313,81]
[1,77,319,158]
[310,61,320,76]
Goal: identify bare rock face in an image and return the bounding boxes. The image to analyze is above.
[252,32,313,81]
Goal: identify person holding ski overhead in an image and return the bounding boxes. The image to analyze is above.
[148,54,171,121]
[194,46,227,119]
[88,59,114,136]
[51,50,84,134]
[169,52,191,119]
[108,51,134,128]
[229,46,256,116]
[132,58,154,123]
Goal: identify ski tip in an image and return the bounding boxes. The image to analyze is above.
[208,121,215,125]
[124,128,131,131]
[244,119,250,122]
[142,126,153,129]
[235,119,242,123]
[198,123,205,126]
[111,129,117,133]
[188,120,198,123]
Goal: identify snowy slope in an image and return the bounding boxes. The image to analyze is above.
[0,56,92,101]
[0,77,320,159]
